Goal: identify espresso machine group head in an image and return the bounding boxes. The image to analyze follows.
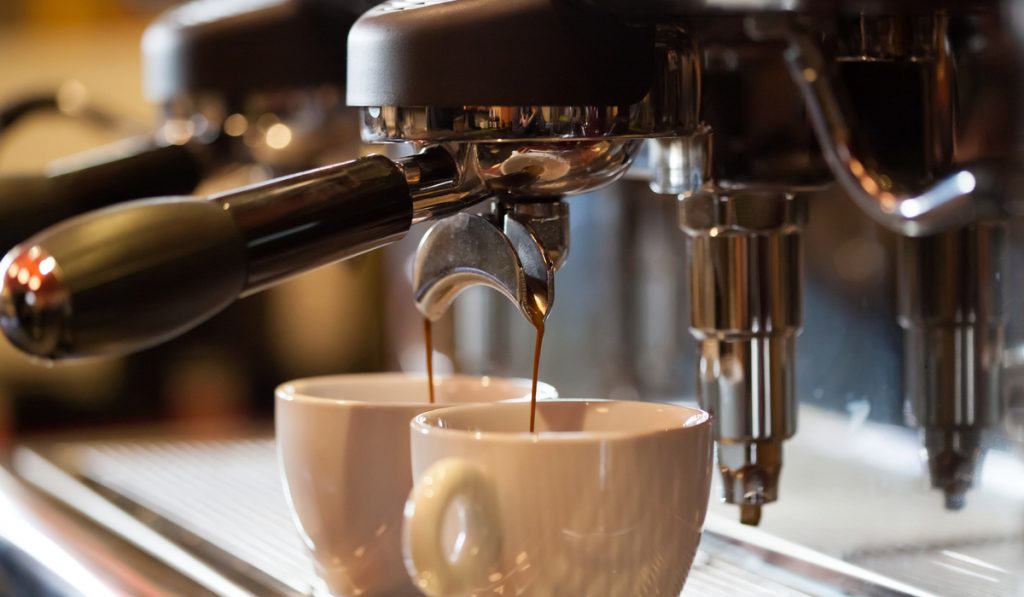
[0,0,1020,526]
[346,0,704,323]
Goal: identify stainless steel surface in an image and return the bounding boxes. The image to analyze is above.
[694,18,830,192]
[648,133,711,196]
[706,406,1024,596]
[471,138,644,198]
[850,540,1024,597]
[15,440,305,596]
[406,145,491,224]
[0,465,240,596]
[681,191,804,523]
[12,433,956,597]
[359,22,700,201]
[359,25,701,144]
[832,15,943,62]
[749,16,1007,236]
[414,201,568,324]
[898,223,1007,509]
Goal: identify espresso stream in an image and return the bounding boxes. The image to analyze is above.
[423,316,545,432]
[529,319,544,433]
[424,318,436,404]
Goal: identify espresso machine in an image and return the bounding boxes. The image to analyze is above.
[0,0,1022,593]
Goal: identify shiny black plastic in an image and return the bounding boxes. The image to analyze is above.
[0,139,203,251]
[1,199,247,359]
[0,154,413,359]
[216,154,412,292]
[143,0,380,103]
[346,0,655,107]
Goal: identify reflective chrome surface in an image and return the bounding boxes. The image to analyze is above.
[898,223,1007,509]
[413,201,569,324]
[747,16,1009,236]
[832,15,942,62]
[0,466,242,596]
[360,25,701,144]
[648,133,711,195]
[360,24,699,196]
[13,435,956,597]
[0,246,69,359]
[473,139,645,198]
[681,191,804,524]
[4,1,1023,594]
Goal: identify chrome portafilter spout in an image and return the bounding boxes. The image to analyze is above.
[898,223,1006,509]
[680,191,805,526]
[413,200,568,325]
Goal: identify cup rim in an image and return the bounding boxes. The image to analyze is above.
[275,372,557,408]
[411,399,710,443]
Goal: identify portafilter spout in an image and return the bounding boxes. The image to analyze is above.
[414,200,568,326]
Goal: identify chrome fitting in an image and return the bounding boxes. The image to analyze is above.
[681,190,805,525]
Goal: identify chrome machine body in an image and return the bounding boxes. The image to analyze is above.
[0,2,1021,586]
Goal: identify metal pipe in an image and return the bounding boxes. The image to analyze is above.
[681,190,804,525]
[746,16,1003,236]
[898,223,1006,508]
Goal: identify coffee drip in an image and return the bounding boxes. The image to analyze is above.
[424,318,436,404]
[423,314,545,432]
[529,319,545,433]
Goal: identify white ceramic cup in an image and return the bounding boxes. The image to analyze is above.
[276,373,557,597]
[403,399,712,597]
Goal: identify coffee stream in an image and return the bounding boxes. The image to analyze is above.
[424,318,435,404]
[423,313,546,432]
[529,318,545,433]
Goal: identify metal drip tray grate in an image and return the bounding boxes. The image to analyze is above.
[16,437,897,596]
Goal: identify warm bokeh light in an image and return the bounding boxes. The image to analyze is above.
[37,256,56,276]
[223,113,248,137]
[162,119,194,146]
[55,79,88,115]
[265,123,293,150]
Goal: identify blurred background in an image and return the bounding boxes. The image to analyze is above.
[0,0,395,445]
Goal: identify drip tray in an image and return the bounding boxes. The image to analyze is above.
[13,435,914,596]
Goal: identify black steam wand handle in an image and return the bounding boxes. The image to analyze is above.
[0,152,438,360]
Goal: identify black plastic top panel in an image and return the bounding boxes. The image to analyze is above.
[569,0,999,17]
[346,0,657,107]
[143,0,378,103]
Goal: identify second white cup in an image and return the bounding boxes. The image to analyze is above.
[403,399,712,597]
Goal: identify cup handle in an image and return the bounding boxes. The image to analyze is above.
[403,458,502,596]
